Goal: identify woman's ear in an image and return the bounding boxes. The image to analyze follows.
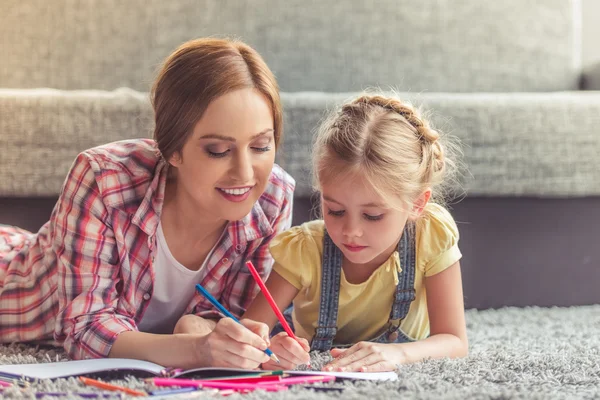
[169,151,183,167]
[411,189,432,217]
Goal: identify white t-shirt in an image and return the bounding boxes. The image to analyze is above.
[137,222,222,334]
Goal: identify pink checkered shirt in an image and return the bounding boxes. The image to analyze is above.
[0,139,295,359]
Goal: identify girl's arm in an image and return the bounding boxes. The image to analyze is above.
[243,270,300,330]
[325,261,467,371]
[395,260,468,362]
[244,271,311,369]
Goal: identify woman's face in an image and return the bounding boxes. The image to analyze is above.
[170,88,276,222]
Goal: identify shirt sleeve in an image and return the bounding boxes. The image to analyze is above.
[196,174,296,320]
[270,223,322,290]
[52,153,136,359]
[418,203,463,277]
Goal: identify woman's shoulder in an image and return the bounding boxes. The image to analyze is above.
[82,139,160,175]
[256,163,296,221]
[70,139,162,210]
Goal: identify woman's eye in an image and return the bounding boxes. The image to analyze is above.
[327,209,345,217]
[252,146,272,153]
[364,213,384,221]
[207,149,230,158]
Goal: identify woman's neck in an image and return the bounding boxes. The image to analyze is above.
[162,179,227,246]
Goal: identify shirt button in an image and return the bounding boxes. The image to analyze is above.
[143,293,151,301]
[235,244,245,252]
[222,258,229,264]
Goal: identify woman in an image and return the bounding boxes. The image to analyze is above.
[0,38,295,370]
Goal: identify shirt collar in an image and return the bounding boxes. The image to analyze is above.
[131,159,168,236]
[133,161,274,243]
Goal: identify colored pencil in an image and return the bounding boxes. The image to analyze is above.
[79,377,147,397]
[195,283,280,363]
[152,375,282,388]
[257,375,335,386]
[245,261,298,340]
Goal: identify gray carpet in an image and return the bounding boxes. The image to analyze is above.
[1,305,599,399]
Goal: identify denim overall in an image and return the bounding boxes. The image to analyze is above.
[273,223,417,351]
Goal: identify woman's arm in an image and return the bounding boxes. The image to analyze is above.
[110,317,270,369]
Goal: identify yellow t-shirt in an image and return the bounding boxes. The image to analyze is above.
[270,203,462,344]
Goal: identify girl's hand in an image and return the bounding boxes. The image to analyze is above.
[261,332,311,370]
[323,342,404,372]
[195,317,271,369]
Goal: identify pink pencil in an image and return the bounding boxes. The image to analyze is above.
[257,375,335,386]
[152,376,281,387]
[197,381,287,392]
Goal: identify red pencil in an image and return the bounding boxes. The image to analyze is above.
[245,261,297,340]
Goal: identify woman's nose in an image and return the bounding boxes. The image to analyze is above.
[230,151,253,183]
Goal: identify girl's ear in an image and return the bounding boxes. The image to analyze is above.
[411,189,432,217]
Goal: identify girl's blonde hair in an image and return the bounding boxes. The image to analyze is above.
[313,94,461,215]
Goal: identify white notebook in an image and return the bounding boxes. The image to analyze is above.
[0,358,398,381]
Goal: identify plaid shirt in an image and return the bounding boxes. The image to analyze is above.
[0,139,294,360]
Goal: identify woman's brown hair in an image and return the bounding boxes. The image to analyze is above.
[151,38,282,161]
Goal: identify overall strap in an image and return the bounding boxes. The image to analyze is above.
[390,222,417,321]
[310,230,343,351]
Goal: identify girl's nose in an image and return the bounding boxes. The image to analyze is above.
[342,219,362,238]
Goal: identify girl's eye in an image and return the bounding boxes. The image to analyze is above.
[327,209,345,217]
[253,146,272,153]
[364,213,384,221]
[207,149,230,158]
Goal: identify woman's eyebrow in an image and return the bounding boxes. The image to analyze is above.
[198,128,274,142]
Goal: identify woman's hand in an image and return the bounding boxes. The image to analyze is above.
[323,342,404,372]
[194,317,272,369]
[261,332,311,370]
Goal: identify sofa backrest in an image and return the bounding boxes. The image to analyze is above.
[0,0,581,92]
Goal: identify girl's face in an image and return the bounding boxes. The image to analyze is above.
[170,88,276,222]
[321,173,424,268]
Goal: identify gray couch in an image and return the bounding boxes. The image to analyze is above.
[1,0,599,309]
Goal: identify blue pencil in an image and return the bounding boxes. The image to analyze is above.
[195,283,280,364]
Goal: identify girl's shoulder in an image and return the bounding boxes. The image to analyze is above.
[270,220,325,254]
[416,203,461,275]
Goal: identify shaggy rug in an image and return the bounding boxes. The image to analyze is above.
[1,305,599,399]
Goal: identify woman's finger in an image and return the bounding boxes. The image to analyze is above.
[217,318,268,350]
[240,318,271,345]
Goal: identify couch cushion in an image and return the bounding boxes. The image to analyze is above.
[0,0,581,92]
[1,89,599,198]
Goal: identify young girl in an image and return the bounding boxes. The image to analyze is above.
[244,94,467,372]
[0,38,293,369]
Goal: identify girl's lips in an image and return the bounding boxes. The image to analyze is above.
[343,244,367,252]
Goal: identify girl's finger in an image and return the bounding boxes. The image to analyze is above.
[329,348,346,358]
[358,360,397,373]
[324,345,371,370]
[340,352,388,372]
[272,338,308,366]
